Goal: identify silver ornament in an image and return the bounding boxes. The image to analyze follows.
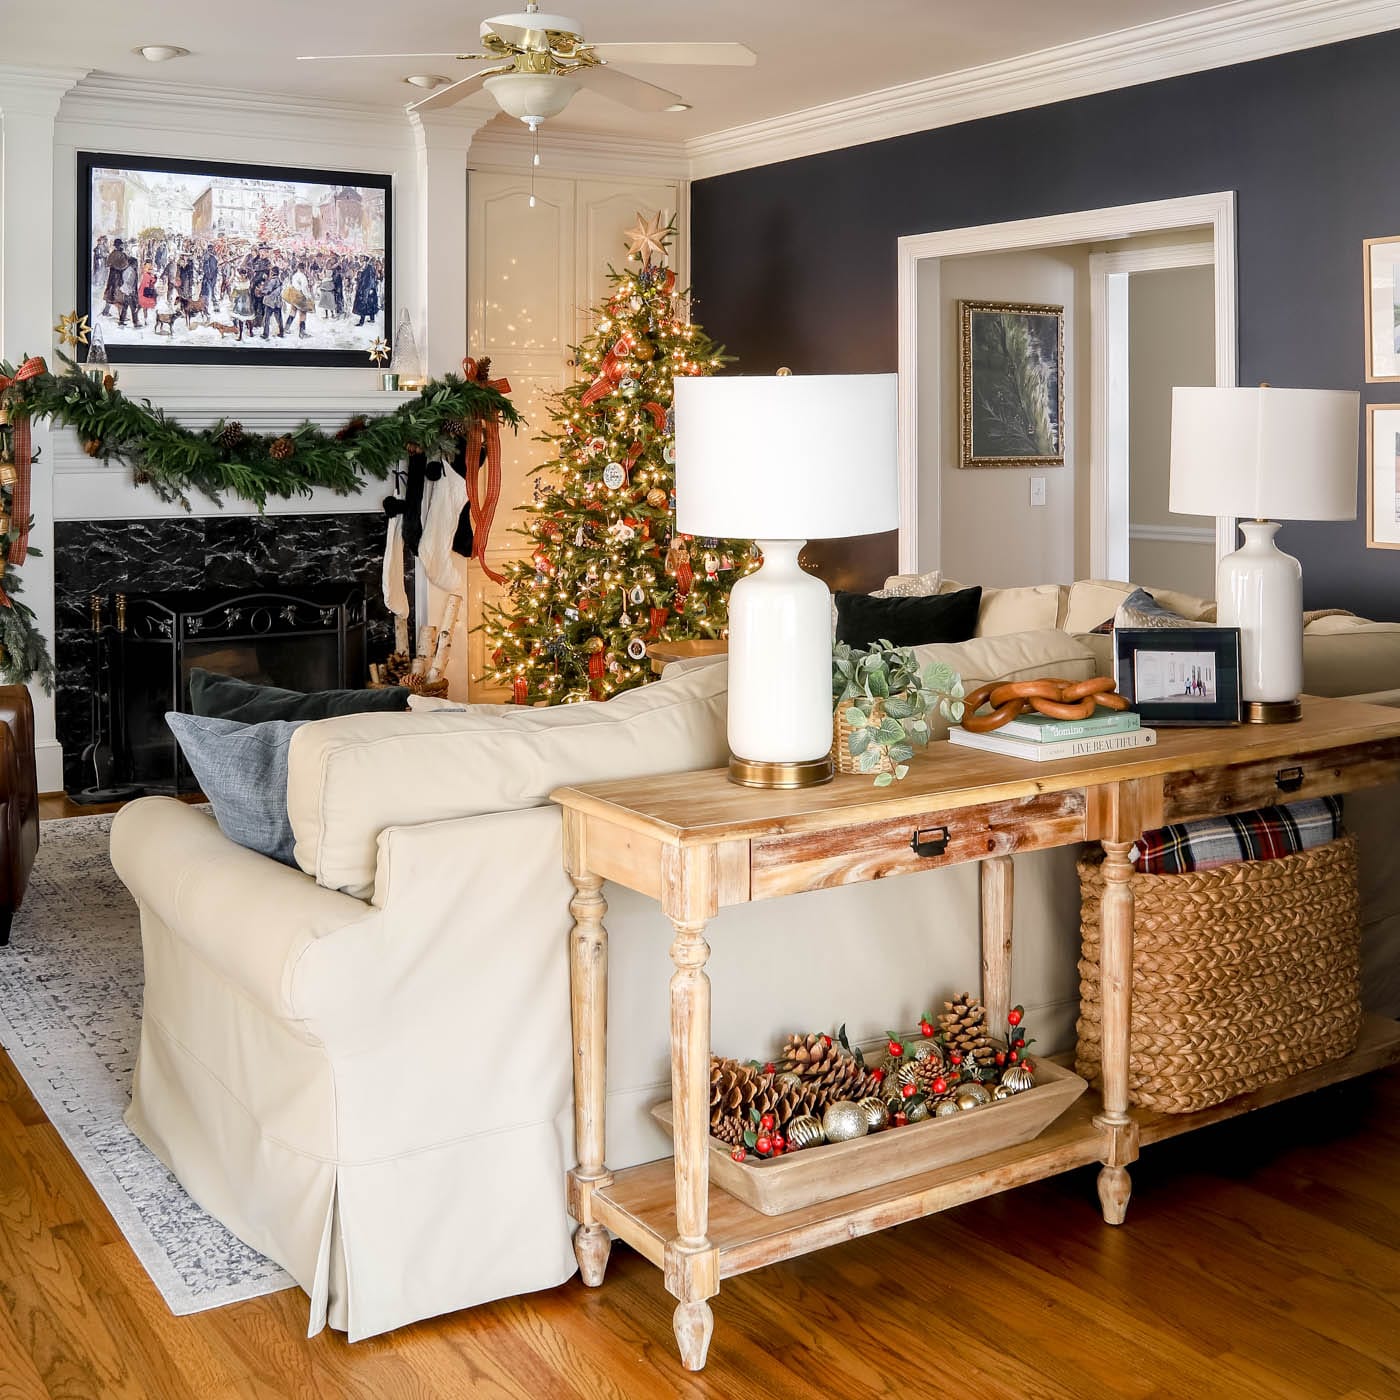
[993,1084,1015,1101]
[905,1098,931,1122]
[857,1096,890,1133]
[822,1100,869,1143]
[602,462,626,489]
[934,1099,960,1118]
[1001,1063,1035,1093]
[786,1114,825,1151]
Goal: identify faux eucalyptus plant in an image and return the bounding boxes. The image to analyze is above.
[832,639,965,785]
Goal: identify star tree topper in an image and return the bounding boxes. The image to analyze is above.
[368,337,390,366]
[623,211,668,265]
[54,310,91,350]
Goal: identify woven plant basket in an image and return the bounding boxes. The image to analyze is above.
[831,698,895,777]
[1075,834,1361,1114]
[369,674,450,698]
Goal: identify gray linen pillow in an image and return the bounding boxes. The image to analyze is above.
[165,713,306,865]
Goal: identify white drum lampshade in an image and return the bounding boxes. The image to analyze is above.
[1170,386,1359,721]
[674,373,899,786]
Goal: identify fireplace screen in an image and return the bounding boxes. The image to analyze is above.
[100,585,366,793]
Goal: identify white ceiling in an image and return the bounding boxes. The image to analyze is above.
[7,0,1253,142]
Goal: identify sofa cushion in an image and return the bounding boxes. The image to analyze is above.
[1113,587,1215,631]
[190,669,410,723]
[911,630,1098,740]
[287,660,729,898]
[166,713,306,865]
[1064,579,1214,634]
[975,583,1064,637]
[1301,615,1400,698]
[834,586,981,648]
[875,569,942,598]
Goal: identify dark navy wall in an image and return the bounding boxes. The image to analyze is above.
[691,31,1400,617]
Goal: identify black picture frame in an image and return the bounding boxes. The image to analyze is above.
[77,150,392,368]
[1114,628,1242,726]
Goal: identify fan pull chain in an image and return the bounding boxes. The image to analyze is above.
[528,116,541,207]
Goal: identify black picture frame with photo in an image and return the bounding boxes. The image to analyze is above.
[77,150,392,367]
[1114,627,1243,726]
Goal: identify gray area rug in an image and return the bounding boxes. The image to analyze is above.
[0,812,293,1314]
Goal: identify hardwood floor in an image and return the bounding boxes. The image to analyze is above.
[0,1042,1396,1400]
[37,792,204,821]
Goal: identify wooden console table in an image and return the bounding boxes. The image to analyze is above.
[551,696,1400,1371]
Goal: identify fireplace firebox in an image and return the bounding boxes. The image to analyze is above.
[83,585,367,794]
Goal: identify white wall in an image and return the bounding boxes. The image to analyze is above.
[921,248,1088,586]
[1127,263,1216,597]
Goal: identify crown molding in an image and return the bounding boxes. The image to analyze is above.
[0,64,89,118]
[468,122,690,181]
[686,0,1400,179]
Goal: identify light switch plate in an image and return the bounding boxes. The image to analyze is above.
[1029,476,1047,507]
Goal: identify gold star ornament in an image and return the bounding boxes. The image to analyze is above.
[55,310,91,350]
[368,337,390,366]
[624,211,668,265]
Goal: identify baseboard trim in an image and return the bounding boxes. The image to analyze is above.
[35,741,64,797]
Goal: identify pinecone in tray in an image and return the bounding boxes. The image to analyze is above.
[938,993,998,1070]
[709,1056,815,1140]
[778,1033,879,1108]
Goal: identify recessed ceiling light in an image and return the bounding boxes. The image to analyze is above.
[405,74,452,89]
[664,102,692,112]
[133,45,189,63]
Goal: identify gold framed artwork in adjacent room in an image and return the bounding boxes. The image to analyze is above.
[1366,403,1400,549]
[958,300,1065,468]
[1363,236,1400,382]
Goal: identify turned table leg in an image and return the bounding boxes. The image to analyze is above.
[666,916,718,1371]
[1093,837,1139,1224]
[566,856,612,1286]
[980,855,1014,1036]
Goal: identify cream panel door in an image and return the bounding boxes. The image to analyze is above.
[574,179,686,347]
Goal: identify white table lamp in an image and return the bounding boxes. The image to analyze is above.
[674,372,899,787]
[1170,385,1359,723]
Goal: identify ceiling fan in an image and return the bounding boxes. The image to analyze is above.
[298,1,756,126]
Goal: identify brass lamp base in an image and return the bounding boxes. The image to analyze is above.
[728,754,834,789]
[1243,698,1303,724]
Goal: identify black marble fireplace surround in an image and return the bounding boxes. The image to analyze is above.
[54,512,396,795]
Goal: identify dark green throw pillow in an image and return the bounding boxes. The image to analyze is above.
[189,669,410,723]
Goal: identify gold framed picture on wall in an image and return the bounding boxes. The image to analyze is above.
[958,300,1066,468]
[1366,403,1400,549]
[1363,236,1400,381]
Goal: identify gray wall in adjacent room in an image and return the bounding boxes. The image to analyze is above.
[690,31,1400,617]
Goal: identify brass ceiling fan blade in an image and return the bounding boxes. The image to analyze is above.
[571,64,685,112]
[405,66,510,112]
[297,52,492,61]
[584,42,756,67]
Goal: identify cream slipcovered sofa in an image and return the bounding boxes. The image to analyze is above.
[111,596,1400,1341]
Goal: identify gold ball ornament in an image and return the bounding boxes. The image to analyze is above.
[786,1114,825,1151]
[584,636,605,654]
[993,1084,1015,1101]
[771,1071,804,1096]
[906,1038,943,1064]
[821,1100,869,1144]
[934,1099,960,1118]
[857,1096,890,1132]
[905,1098,931,1122]
[1001,1063,1035,1093]
[646,487,667,508]
[632,339,656,362]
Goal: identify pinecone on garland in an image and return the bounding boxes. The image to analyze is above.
[444,415,473,438]
[217,421,244,451]
[269,436,295,462]
[938,993,997,1069]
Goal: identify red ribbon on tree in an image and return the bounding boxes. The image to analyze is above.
[579,331,635,407]
[462,356,512,585]
[646,606,669,639]
[512,676,529,705]
[641,401,666,431]
[587,650,606,680]
[0,356,47,572]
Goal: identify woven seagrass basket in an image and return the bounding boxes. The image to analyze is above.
[1075,834,1361,1114]
[831,699,895,777]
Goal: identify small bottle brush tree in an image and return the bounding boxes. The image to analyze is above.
[481,220,750,704]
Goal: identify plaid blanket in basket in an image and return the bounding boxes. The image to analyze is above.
[1131,796,1343,875]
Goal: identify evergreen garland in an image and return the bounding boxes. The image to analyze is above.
[1,351,520,510]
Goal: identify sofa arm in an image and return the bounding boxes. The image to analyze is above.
[110,797,378,1022]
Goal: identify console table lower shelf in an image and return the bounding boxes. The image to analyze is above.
[591,1016,1400,1283]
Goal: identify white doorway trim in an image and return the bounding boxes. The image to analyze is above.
[896,191,1237,576]
[1088,235,1218,579]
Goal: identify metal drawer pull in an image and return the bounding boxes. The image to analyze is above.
[910,826,950,857]
[1275,765,1305,793]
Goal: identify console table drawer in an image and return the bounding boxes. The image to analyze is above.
[749,790,1086,900]
[1162,737,1400,822]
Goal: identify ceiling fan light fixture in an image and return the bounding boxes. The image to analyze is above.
[483,71,577,122]
[664,102,691,112]
[133,44,189,63]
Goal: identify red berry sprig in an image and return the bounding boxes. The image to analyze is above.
[918,1013,935,1038]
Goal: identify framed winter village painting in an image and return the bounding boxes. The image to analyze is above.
[77,151,392,367]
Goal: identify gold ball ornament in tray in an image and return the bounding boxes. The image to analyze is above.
[652,1001,1087,1216]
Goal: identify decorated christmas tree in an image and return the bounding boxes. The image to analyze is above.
[481,215,751,705]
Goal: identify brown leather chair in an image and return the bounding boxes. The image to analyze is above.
[0,685,38,945]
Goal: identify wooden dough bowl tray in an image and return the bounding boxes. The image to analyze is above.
[652,1058,1087,1216]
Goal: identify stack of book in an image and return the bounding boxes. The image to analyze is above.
[948,707,1153,762]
